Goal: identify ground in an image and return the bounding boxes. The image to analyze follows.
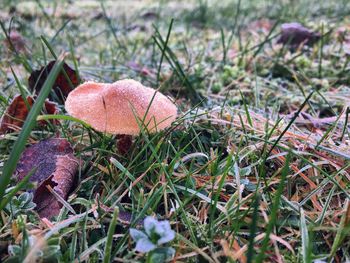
[0,0,350,262]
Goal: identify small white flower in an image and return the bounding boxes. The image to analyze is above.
[135,238,157,253]
[144,216,159,237]
[155,220,175,245]
[130,216,176,253]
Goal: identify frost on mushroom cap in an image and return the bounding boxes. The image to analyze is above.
[65,79,177,135]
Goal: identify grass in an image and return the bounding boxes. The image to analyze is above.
[1,0,350,262]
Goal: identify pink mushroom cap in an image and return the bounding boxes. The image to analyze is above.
[65,79,177,135]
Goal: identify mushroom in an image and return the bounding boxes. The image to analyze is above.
[65,79,177,153]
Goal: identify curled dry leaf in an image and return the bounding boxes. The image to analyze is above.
[126,24,147,32]
[277,22,320,48]
[284,111,339,130]
[14,138,79,219]
[0,95,58,134]
[140,11,159,20]
[28,60,80,103]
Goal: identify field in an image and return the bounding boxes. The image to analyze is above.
[1,0,350,262]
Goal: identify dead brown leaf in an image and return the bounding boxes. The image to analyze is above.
[277,22,320,48]
[4,30,27,54]
[14,138,79,219]
[28,61,80,103]
[0,95,58,134]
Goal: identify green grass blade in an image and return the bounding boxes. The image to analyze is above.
[300,208,311,263]
[157,19,173,85]
[37,114,91,128]
[246,193,261,263]
[255,152,290,263]
[315,112,343,148]
[239,89,253,127]
[267,90,314,156]
[50,19,71,44]
[103,207,119,263]
[317,185,336,225]
[329,199,350,261]
[10,67,31,110]
[100,1,123,49]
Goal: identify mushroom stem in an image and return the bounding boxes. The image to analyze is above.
[116,134,133,155]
